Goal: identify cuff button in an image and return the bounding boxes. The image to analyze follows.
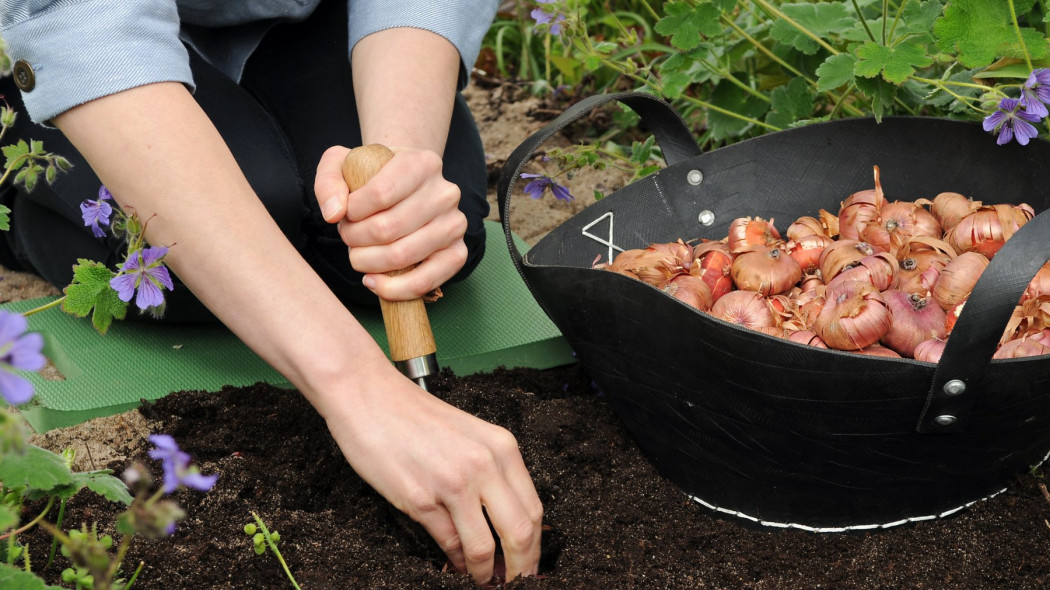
[13,60,35,92]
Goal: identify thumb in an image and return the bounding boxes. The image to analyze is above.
[314,145,352,222]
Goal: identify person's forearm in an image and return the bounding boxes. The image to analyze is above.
[351,27,460,153]
[52,82,394,415]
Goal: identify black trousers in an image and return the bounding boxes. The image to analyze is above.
[0,0,488,322]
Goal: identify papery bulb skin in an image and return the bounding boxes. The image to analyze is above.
[727,216,782,254]
[813,280,892,350]
[663,273,713,312]
[786,329,828,348]
[932,252,989,312]
[826,253,898,292]
[786,234,833,273]
[994,337,1050,359]
[854,344,902,358]
[946,204,1034,259]
[930,192,981,232]
[880,290,947,358]
[731,246,802,296]
[860,201,942,255]
[1023,263,1050,302]
[818,240,881,284]
[692,241,735,303]
[914,339,946,363]
[709,289,775,330]
[838,166,888,240]
[894,239,954,295]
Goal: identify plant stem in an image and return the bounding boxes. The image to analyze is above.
[1008,0,1034,70]
[0,496,55,541]
[46,498,67,569]
[750,0,838,55]
[122,561,144,590]
[850,0,877,43]
[720,13,865,117]
[252,512,301,590]
[881,0,888,45]
[102,535,131,585]
[21,297,65,317]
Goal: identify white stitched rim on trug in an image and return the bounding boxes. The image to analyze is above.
[684,446,1050,532]
[686,488,1008,533]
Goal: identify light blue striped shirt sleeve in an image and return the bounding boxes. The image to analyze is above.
[349,0,499,89]
[0,0,193,125]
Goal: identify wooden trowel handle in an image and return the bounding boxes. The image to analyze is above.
[341,144,437,366]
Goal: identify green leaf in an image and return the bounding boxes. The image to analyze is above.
[1,139,28,168]
[61,259,128,335]
[935,0,1049,68]
[0,444,75,495]
[549,54,581,81]
[766,77,815,129]
[854,40,934,83]
[900,0,945,35]
[973,62,1039,79]
[0,204,10,232]
[855,75,898,121]
[711,0,737,11]
[71,470,133,505]
[0,563,67,590]
[654,2,721,50]
[705,79,770,141]
[816,53,858,91]
[0,503,17,531]
[770,2,854,55]
[592,41,618,54]
[28,140,43,156]
[629,135,656,165]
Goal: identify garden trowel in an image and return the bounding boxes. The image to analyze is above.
[341,144,439,391]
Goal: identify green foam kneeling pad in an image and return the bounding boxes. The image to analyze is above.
[3,221,574,432]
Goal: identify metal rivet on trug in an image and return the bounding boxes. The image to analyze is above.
[943,379,966,396]
[697,210,715,226]
[686,169,704,185]
[934,415,957,426]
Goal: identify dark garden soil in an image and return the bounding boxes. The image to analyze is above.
[21,364,1050,589]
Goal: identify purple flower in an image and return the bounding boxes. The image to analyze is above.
[109,246,174,310]
[531,2,565,35]
[1019,68,1050,119]
[148,434,218,494]
[80,185,114,238]
[0,310,44,406]
[520,173,573,202]
[983,97,1041,145]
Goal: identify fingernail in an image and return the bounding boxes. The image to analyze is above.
[322,197,340,220]
[362,276,376,290]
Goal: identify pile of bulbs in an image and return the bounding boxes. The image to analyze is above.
[598,166,1049,360]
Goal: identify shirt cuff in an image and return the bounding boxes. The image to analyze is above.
[348,0,498,90]
[0,0,193,125]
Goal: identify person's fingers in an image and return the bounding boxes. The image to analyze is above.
[446,496,498,585]
[339,178,460,247]
[343,149,445,222]
[346,210,466,274]
[362,241,468,300]
[314,146,352,222]
[412,503,468,575]
[482,436,543,582]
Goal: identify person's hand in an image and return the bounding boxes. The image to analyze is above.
[314,145,469,301]
[322,365,544,586]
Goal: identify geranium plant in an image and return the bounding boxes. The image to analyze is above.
[506,0,1050,189]
[0,41,215,589]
